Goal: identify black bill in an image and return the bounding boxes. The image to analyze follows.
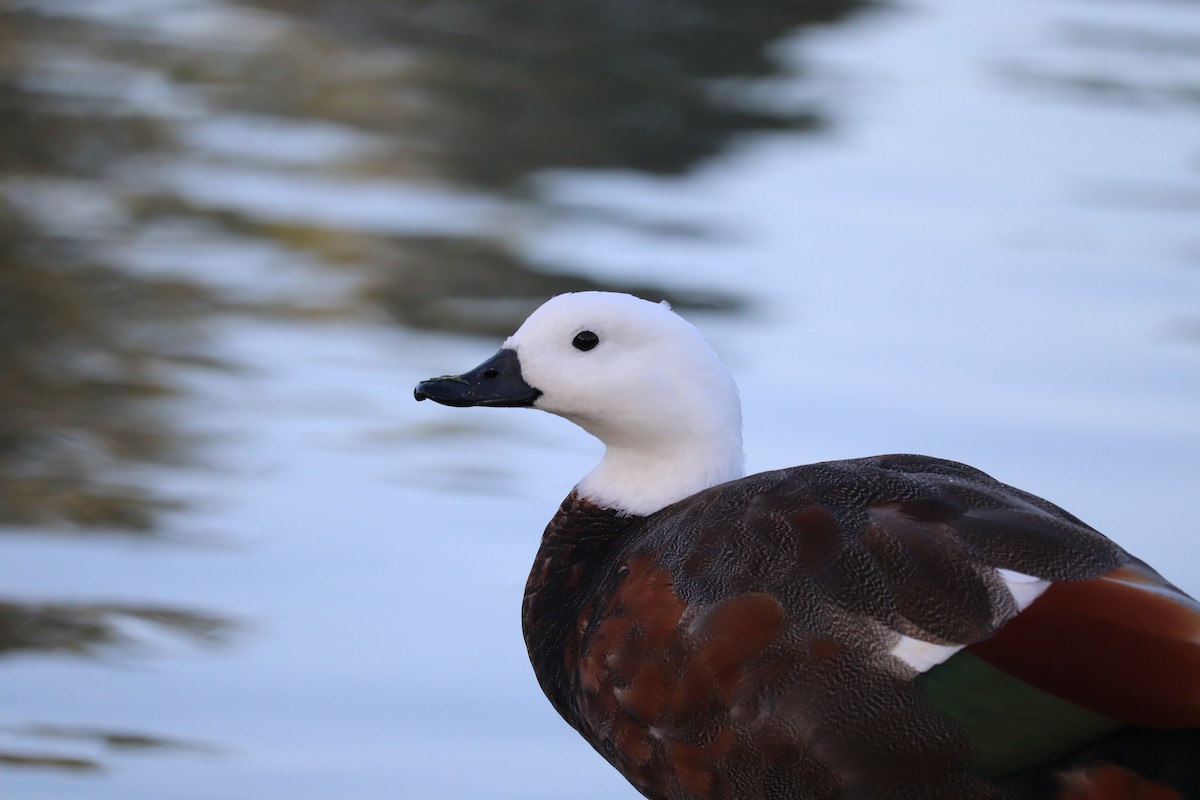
[414,348,541,408]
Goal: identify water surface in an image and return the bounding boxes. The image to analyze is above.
[2,1,1198,798]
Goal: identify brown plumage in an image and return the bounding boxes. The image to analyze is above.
[520,456,1200,799]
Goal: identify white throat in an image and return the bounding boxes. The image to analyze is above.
[563,362,746,516]
[576,432,745,516]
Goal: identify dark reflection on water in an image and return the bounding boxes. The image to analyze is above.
[1001,16,1200,113]
[194,0,874,331]
[1,722,224,774]
[232,0,876,333]
[0,11,220,534]
[0,206,220,532]
[0,750,101,773]
[0,600,236,657]
[246,0,868,187]
[0,600,235,772]
[14,722,223,754]
[0,7,239,775]
[365,234,746,336]
[0,16,169,179]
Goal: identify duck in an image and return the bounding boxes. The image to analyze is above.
[414,291,1200,800]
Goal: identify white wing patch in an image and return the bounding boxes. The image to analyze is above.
[997,567,1051,611]
[889,636,963,672]
[889,568,1053,673]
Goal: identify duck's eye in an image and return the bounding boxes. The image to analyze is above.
[572,330,599,351]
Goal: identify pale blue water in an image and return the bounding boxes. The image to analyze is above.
[2,1,1198,798]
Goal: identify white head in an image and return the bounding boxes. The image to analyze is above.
[416,292,745,515]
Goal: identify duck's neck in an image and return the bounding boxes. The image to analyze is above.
[575,431,745,516]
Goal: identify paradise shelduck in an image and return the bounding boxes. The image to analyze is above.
[414,291,1200,799]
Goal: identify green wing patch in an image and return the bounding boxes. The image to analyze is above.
[917,650,1122,778]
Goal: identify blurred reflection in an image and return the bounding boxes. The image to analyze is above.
[234,0,869,329]
[16,723,220,752]
[0,8,219,534]
[365,234,746,336]
[1,722,223,774]
[0,600,234,772]
[0,600,235,657]
[1003,20,1200,109]
[246,0,866,186]
[0,203,218,534]
[0,750,100,772]
[996,12,1200,351]
[0,6,236,776]
[0,203,218,532]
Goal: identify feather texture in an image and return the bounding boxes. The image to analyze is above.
[522,456,1200,799]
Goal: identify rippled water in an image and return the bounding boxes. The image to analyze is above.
[2,1,1198,798]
